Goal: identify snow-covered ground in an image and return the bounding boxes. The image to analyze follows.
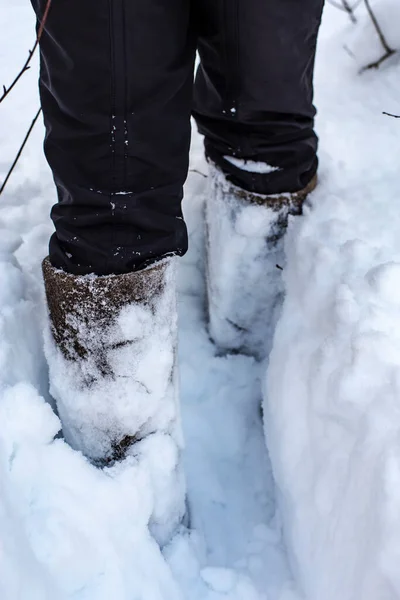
[265,3,400,599]
[1,1,400,599]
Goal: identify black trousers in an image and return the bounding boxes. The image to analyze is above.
[32,0,324,276]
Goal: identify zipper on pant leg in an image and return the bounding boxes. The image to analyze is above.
[109,0,127,191]
[222,0,240,118]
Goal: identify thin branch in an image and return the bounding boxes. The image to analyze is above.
[361,0,396,71]
[361,48,396,71]
[0,108,42,195]
[342,0,358,23]
[327,0,362,22]
[189,168,208,178]
[364,0,393,54]
[36,0,53,41]
[343,44,357,60]
[0,0,52,104]
[383,111,400,118]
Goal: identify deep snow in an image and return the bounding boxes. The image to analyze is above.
[265,2,400,599]
[1,1,400,599]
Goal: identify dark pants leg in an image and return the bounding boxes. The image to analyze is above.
[193,0,324,195]
[31,0,196,275]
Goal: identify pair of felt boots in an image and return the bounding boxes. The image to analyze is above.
[42,164,316,543]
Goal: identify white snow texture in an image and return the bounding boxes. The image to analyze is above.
[222,157,280,174]
[1,0,400,599]
[44,258,185,546]
[206,163,286,359]
[264,2,400,599]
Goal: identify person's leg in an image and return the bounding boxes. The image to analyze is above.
[194,0,323,358]
[32,0,195,276]
[32,0,195,543]
[194,0,324,195]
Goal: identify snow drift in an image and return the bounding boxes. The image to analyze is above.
[265,2,400,598]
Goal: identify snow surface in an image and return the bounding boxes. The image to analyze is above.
[1,1,400,599]
[222,157,280,175]
[265,2,400,599]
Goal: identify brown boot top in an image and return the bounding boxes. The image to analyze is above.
[233,174,318,213]
[42,257,168,362]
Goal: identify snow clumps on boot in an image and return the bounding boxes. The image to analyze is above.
[205,163,317,360]
[42,257,185,545]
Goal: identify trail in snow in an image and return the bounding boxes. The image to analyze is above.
[1,1,400,599]
[0,2,295,599]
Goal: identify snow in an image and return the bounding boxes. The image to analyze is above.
[222,157,280,175]
[1,0,400,599]
[264,1,400,599]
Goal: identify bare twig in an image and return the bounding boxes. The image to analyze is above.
[361,0,396,71]
[342,0,358,23]
[189,168,208,178]
[0,0,52,104]
[327,0,362,22]
[343,44,357,60]
[0,0,51,194]
[383,111,400,118]
[0,108,42,195]
[329,0,396,69]
[364,0,393,54]
[361,48,396,71]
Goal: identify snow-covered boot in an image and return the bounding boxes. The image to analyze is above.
[42,257,185,544]
[205,164,317,360]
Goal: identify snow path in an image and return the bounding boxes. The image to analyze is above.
[0,3,296,599]
[1,1,400,599]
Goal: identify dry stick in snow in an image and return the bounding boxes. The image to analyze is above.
[0,0,52,104]
[0,0,52,195]
[362,0,396,71]
[341,0,358,23]
[0,108,42,195]
[189,168,208,178]
[327,0,360,23]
